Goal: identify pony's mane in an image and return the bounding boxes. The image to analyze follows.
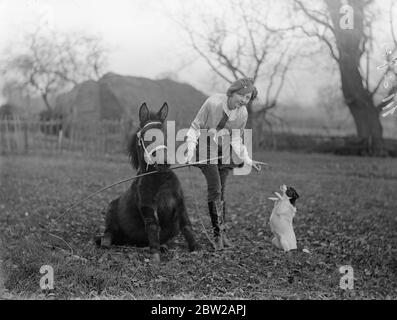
[127,130,140,169]
[127,111,163,170]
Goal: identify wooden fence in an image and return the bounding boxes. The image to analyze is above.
[1,116,395,156]
[0,117,136,156]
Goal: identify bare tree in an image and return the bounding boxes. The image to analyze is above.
[1,25,108,111]
[175,0,299,128]
[292,0,396,155]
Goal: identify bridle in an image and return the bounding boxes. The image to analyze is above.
[136,121,168,168]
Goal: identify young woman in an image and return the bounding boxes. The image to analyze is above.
[185,78,261,250]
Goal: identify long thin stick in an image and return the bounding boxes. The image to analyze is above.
[54,156,224,222]
[48,233,74,255]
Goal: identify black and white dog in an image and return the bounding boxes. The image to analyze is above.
[269,185,300,252]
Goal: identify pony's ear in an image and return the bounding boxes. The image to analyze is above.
[158,102,168,122]
[139,103,149,123]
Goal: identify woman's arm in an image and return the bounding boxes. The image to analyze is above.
[186,98,210,145]
[184,98,211,162]
[230,119,262,171]
[230,117,254,165]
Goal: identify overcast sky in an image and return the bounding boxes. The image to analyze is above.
[0,1,187,76]
[0,0,394,107]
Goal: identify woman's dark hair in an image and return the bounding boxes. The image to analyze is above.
[226,77,258,109]
[248,87,258,107]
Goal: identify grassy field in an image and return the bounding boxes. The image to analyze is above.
[0,151,396,300]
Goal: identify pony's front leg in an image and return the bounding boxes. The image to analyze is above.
[177,200,199,252]
[97,198,118,248]
[140,206,161,263]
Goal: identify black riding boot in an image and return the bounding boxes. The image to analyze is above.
[221,201,234,248]
[208,200,224,250]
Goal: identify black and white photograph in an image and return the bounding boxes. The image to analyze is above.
[0,0,396,304]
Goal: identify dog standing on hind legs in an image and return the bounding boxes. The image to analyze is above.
[96,102,199,263]
[269,185,300,252]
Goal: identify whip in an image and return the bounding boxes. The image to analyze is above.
[54,156,225,222]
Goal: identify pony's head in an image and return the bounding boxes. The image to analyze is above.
[128,102,170,171]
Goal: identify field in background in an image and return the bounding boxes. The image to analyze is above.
[0,151,396,299]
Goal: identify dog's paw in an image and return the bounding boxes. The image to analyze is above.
[274,192,283,199]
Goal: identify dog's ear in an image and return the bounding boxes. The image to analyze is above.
[286,187,299,199]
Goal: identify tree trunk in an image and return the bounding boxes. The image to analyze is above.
[325,0,386,156]
[345,98,384,155]
[339,65,385,156]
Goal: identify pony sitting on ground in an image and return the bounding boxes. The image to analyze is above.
[96,102,199,263]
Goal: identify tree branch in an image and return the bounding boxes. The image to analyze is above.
[294,0,335,34]
[186,29,233,83]
[299,26,339,63]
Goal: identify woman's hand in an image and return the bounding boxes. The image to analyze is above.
[251,161,262,171]
[185,142,196,163]
[185,149,195,163]
[246,159,268,171]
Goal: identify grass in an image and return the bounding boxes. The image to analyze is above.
[0,151,396,300]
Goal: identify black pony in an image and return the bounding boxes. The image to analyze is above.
[96,102,199,262]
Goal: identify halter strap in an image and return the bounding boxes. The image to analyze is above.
[136,121,167,169]
[140,121,162,131]
[137,121,163,139]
